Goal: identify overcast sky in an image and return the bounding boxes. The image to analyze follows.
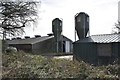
[24,0,119,41]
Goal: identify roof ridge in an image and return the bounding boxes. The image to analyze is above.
[91,33,120,37]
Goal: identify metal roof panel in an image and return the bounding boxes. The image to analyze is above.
[91,33,120,43]
[7,36,54,45]
[75,33,120,43]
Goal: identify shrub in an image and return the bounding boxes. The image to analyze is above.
[2,51,120,79]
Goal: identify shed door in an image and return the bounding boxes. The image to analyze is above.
[97,44,111,56]
[65,41,70,53]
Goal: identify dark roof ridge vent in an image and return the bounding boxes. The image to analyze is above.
[25,36,30,39]
[35,35,41,38]
[6,38,10,40]
[16,37,21,39]
[12,38,16,40]
[47,33,53,36]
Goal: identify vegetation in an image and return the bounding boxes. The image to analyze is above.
[2,51,120,79]
[0,1,40,53]
[113,23,120,33]
[0,1,40,39]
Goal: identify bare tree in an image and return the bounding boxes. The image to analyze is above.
[0,1,40,40]
[112,22,120,34]
[115,23,120,31]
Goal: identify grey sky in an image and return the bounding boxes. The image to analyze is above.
[24,0,119,41]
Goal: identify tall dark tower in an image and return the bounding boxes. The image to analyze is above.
[75,12,89,40]
[52,18,62,53]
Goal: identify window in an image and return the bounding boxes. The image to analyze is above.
[97,44,111,56]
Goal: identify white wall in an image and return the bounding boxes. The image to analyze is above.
[65,41,70,53]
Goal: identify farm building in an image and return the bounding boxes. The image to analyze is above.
[73,12,120,65]
[6,18,73,55]
[6,34,73,55]
[73,33,120,65]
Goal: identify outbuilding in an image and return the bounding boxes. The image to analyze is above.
[73,33,120,65]
[7,35,73,55]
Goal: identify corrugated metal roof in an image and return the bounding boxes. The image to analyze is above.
[7,35,73,45]
[91,33,120,43]
[7,36,54,45]
[76,33,120,43]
